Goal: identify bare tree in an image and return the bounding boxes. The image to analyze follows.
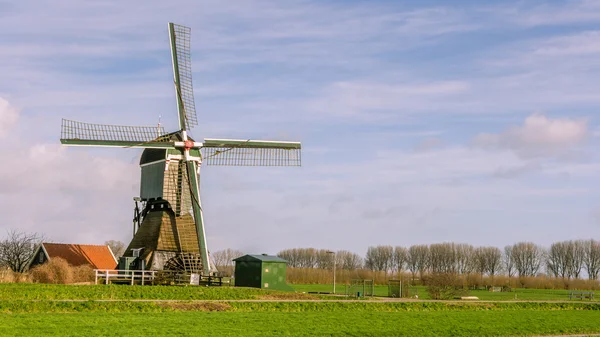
[316,249,334,269]
[568,240,586,279]
[546,241,569,279]
[298,248,318,268]
[454,244,475,275]
[211,248,244,267]
[483,246,502,285]
[407,244,429,282]
[0,229,44,272]
[278,248,300,268]
[429,243,456,274]
[336,250,363,270]
[504,245,515,278]
[364,245,393,272]
[104,240,126,259]
[392,246,407,275]
[473,247,487,283]
[584,239,600,280]
[511,242,544,277]
[547,240,586,280]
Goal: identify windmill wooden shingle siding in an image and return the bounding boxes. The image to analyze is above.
[59,22,302,277]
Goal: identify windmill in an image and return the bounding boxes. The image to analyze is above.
[59,23,301,276]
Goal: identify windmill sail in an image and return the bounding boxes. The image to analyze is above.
[169,23,197,131]
[60,119,172,148]
[202,138,302,166]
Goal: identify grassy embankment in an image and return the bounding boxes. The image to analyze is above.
[1,283,597,302]
[0,283,278,300]
[1,284,600,336]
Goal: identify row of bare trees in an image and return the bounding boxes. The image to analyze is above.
[2,228,598,282]
[211,248,244,268]
[277,248,363,270]
[271,240,600,281]
[546,240,600,280]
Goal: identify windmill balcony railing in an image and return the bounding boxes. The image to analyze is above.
[94,269,156,285]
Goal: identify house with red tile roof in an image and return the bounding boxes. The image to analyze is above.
[27,243,117,270]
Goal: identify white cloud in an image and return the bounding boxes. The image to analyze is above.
[532,31,600,57]
[492,161,542,179]
[413,137,445,152]
[0,138,139,244]
[307,80,469,120]
[509,0,600,27]
[0,98,19,138]
[474,114,588,159]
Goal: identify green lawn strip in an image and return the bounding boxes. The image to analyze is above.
[0,283,302,300]
[226,301,600,312]
[1,311,599,337]
[3,283,593,302]
[293,284,599,301]
[0,300,598,313]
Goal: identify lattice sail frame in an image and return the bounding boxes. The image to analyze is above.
[203,147,301,166]
[170,23,198,130]
[61,119,166,143]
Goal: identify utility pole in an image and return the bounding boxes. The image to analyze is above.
[327,250,336,294]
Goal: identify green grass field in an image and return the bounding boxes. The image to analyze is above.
[2,310,600,337]
[292,283,599,301]
[1,283,599,336]
[1,283,595,302]
[0,301,599,336]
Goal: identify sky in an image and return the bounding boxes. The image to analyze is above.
[0,0,599,257]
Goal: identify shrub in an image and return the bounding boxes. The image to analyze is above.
[426,273,468,300]
[0,267,15,283]
[0,268,30,283]
[30,258,74,284]
[72,265,95,283]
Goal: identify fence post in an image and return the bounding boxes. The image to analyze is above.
[142,271,145,286]
[105,270,109,285]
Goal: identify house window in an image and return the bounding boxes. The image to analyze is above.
[38,253,44,263]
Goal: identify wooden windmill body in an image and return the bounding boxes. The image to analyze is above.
[60,23,301,276]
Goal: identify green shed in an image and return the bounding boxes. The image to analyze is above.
[233,254,293,291]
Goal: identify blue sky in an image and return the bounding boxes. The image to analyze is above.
[0,0,599,256]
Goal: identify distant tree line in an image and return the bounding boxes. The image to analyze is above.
[270,240,600,281]
[277,248,363,270]
[2,229,597,284]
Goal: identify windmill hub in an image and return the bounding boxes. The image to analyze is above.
[184,140,195,150]
[59,22,302,278]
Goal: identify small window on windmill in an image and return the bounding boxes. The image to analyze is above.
[132,248,143,258]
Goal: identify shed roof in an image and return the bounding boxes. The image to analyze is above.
[233,254,287,263]
[41,243,117,269]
